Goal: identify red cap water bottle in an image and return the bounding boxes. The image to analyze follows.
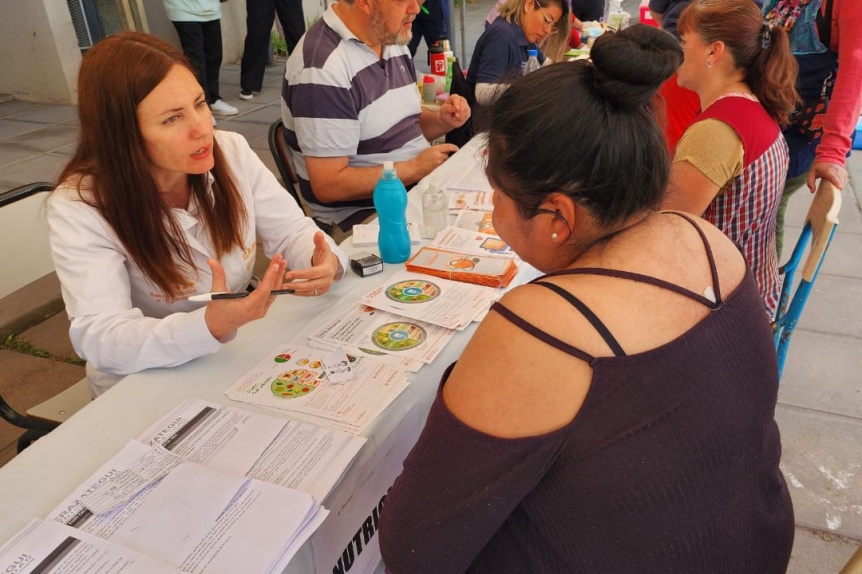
[429,41,446,76]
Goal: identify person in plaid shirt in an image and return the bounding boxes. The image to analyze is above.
[662,0,798,318]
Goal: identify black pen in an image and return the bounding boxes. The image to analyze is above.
[187,288,296,302]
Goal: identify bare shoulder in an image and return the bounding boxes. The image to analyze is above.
[662,212,747,287]
[442,284,594,439]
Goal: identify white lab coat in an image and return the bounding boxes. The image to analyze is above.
[48,130,347,397]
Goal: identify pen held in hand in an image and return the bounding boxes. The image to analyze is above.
[187,288,296,302]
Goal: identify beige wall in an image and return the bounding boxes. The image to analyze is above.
[0,0,80,103]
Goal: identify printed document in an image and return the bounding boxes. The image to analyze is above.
[309,305,457,365]
[47,440,328,574]
[0,518,178,574]
[138,398,366,502]
[351,223,422,246]
[447,190,493,211]
[224,345,409,435]
[446,161,493,195]
[452,209,498,235]
[307,304,427,372]
[360,270,499,330]
[428,225,514,258]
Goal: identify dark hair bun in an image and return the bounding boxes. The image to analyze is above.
[590,24,683,108]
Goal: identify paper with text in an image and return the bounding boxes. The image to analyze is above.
[351,223,422,247]
[452,209,498,235]
[47,440,328,574]
[360,270,499,330]
[445,160,493,195]
[447,190,493,211]
[309,305,456,365]
[0,519,178,574]
[137,398,366,502]
[428,225,514,258]
[224,345,409,435]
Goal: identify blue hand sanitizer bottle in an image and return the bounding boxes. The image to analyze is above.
[374,161,411,264]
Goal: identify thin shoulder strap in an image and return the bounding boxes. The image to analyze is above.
[532,281,626,356]
[491,302,595,363]
[539,212,723,309]
[665,211,723,304]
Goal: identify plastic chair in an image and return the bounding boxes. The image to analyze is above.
[1,183,62,451]
[0,182,91,452]
[267,119,375,244]
[772,179,841,379]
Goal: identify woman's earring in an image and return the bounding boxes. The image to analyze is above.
[552,232,558,240]
[706,57,712,68]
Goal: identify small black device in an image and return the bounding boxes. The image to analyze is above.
[350,253,384,277]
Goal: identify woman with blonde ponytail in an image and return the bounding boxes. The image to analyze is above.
[661,0,797,319]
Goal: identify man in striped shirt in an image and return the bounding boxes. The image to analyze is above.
[282,0,471,229]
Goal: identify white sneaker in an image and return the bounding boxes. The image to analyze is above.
[210,99,239,116]
[239,90,254,101]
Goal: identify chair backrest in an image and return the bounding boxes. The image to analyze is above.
[0,182,64,451]
[773,179,841,379]
[267,119,304,210]
[0,183,54,299]
[266,118,377,243]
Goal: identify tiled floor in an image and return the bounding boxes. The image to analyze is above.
[1,0,861,569]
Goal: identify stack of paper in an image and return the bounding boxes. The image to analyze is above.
[446,158,493,196]
[360,270,500,329]
[309,305,457,367]
[47,440,328,574]
[453,209,498,235]
[428,225,515,258]
[0,519,179,574]
[138,399,366,502]
[405,246,519,288]
[307,306,427,372]
[448,190,493,211]
[351,222,422,246]
[225,344,410,435]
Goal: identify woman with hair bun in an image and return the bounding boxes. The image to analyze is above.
[661,0,798,319]
[379,24,793,574]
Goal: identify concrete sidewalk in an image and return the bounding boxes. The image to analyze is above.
[1,4,861,570]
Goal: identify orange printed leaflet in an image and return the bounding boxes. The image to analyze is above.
[405,246,518,288]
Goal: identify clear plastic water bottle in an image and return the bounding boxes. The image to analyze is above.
[373,161,411,263]
[605,0,627,30]
[422,178,447,239]
[523,49,540,75]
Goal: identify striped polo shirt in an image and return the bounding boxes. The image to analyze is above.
[281,6,428,225]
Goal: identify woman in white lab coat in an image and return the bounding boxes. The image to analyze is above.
[48,32,346,397]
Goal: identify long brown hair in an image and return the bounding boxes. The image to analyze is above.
[57,31,247,300]
[678,0,798,125]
